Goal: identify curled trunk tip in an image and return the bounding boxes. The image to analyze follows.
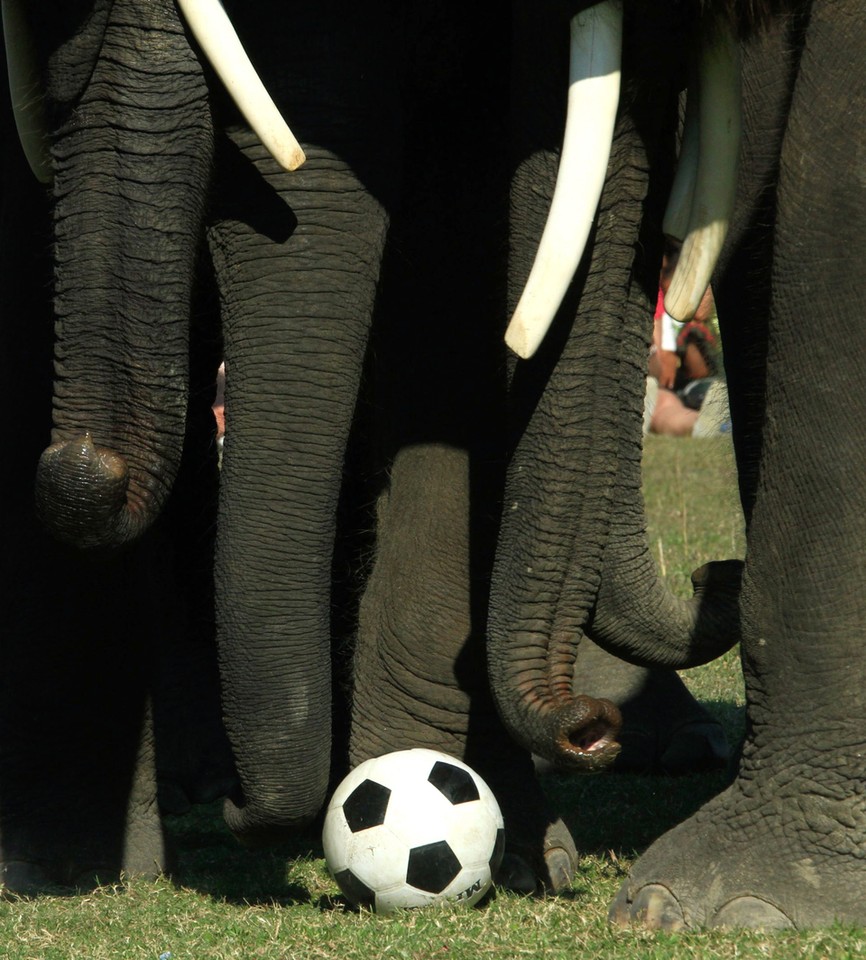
[495,683,623,773]
[545,693,623,772]
[35,433,158,551]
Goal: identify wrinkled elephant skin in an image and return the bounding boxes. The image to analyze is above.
[0,0,570,892]
[607,0,866,930]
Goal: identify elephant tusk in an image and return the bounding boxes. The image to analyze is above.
[505,0,623,360]
[2,0,52,183]
[662,80,700,243]
[664,20,741,322]
[176,0,306,172]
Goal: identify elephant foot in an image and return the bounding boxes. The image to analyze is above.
[474,751,578,895]
[495,815,578,895]
[572,638,731,775]
[609,779,866,930]
[0,851,165,897]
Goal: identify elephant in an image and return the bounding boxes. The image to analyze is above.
[0,56,235,891]
[1,0,572,892]
[615,0,866,929]
[489,0,866,931]
[0,0,748,896]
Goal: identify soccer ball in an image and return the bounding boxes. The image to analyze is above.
[322,748,505,913]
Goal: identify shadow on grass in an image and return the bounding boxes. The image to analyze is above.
[164,697,745,905]
[540,698,745,859]
[701,699,746,749]
[164,801,328,907]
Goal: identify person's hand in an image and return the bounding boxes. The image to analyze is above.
[649,347,678,389]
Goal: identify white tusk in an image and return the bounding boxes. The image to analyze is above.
[176,0,305,172]
[664,21,741,321]
[662,83,700,243]
[505,0,623,360]
[2,0,52,183]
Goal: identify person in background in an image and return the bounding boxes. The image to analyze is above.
[645,242,729,437]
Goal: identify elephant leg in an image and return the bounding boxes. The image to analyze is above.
[0,531,169,892]
[347,5,576,892]
[350,445,576,894]
[613,3,866,929]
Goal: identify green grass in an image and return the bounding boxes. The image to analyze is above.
[7,435,865,958]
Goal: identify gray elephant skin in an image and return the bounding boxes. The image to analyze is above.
[4,0,862,931]
[610,0,866,930]
[2,0,593,894]
[2,0,733,894]
[493,0,865,931]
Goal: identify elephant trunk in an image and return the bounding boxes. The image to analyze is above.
[491,628,624,771]
[490,0,685,770]
[33,0,214,551]
[36,434,177,550]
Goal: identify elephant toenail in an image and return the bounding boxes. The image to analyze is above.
[610,883,685,931]
[711,896,795,930]
[608,884,633,926]
[543,846,576,893]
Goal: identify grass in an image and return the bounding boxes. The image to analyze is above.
[7,434,865,958]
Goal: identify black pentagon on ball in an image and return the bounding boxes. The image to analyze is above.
[427,760,480,804]
[342,778,392,832]
[406,839,462,893]
[333,868,376,909]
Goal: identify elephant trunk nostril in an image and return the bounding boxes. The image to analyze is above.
[557,695,622,766]
[568,718,615,753]
[544,695,623,772]
[34,433,156,550]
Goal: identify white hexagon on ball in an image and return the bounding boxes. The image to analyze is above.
[322,748,505,914]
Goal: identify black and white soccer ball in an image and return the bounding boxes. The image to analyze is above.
[322,748,505,913]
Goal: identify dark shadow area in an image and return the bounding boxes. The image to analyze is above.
[164,802,325,907]
[208,135,298,245]
[700,699,746,750]
[541,764,734,860]
[0,71,162,893]
[538,696,743,859]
